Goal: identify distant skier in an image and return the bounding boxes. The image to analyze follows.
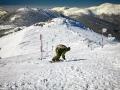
[52,44,70,62]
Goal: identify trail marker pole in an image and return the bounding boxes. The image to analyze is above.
[40,34,43,60]
[101,28,107,48]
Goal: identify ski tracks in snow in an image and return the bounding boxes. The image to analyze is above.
[0,46,120,90]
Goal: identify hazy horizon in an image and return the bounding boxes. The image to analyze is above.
[0,0,120,8]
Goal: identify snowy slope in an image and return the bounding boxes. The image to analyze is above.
[0,17,119,90]
[52,3,120,16]
[0,44,120,90]
[0,17,110,58]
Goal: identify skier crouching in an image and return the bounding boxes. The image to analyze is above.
[52,44,70,62]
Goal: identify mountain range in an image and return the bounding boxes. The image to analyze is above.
[0,3,120,41]
[0,7,61,26]
[52,3,120,41]
[0,3,120,90]
[0,7,61,37]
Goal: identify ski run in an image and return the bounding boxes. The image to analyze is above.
[0,17,120,90]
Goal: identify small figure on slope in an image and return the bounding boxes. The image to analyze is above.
[52,44,71,62]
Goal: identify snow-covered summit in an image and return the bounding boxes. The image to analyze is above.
[52,3,120,16]
[0,8,7,17]
[17,7,31,12]
[17,7,42,12]
[52,7,89,16]
[89,3,120,15]
[0,17,112,58]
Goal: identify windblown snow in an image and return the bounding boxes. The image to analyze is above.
[0,17,120,90]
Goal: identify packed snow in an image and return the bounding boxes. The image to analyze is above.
[0,17,111,58]
[0,17,120,90]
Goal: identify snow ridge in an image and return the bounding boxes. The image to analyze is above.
[9,7,61,26]
[0,17,111,58]
[52,3,120,16]
[0,17,119,90]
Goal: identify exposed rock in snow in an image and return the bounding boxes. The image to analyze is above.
[0,25,25,37]
[8,7,61,26]
[10,15,21,22]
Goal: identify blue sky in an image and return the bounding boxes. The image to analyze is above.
[0,0,120,7]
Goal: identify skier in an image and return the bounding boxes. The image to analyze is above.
[52,44,70,62]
